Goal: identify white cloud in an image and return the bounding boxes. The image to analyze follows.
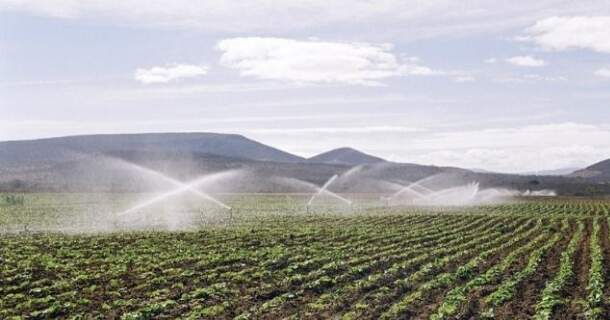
[410,146,610,173]
[410,123,610,150]
[3,1,610,39]
[216,37,443,85]
[484,58,497,64]
[134,64,208,84]
[401,56,422,63]
[0,0,81,18]
[505,55,546,67]
[453,76,475,83]
[522,74,566,81]
[234,126,423,135]
[405,123,610,172]
[494,74,566,83]
[522,16,610,53]
[257,122,610,172]
[594,67,610,78]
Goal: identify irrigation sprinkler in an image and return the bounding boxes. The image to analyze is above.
[306,174,352,212]
[112,160,233,219]
[116,172,232,220]
[199,210,210,226]
[380,196,390,207]
[307,174,338,207]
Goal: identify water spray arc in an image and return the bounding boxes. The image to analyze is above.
[384,177,521,207]
[416,182,479,206]
[306,174,352,212]
[114,160,231,210]
[117,176,227,217]
[389,177,436,201]
[113,161,233,221]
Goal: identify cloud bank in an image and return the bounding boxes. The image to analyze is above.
[595,68,610,78]
[216,37,442,85]
[506,56,546,67]
[234,126,423,135]
[3,1,610,40]
[523,16,610,53]
[134,64,208,84]
[406,123,610,172]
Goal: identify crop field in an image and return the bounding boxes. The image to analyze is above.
[1,194,610,319]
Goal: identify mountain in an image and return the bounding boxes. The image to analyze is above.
[0,150,343,193]
[1,133,610,195]
[0,132,304,171]
[570,159,610,182]
[308,147,386,165]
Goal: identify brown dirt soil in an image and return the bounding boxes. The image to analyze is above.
[494,218,576,320]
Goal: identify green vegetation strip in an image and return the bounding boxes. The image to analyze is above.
[236,216,500,318]
[381,220,542,319]
[482,219,568,313]
[313,217,518,317]
[431,219,566,319]
[533,220,585,320]
[585,218,604,319]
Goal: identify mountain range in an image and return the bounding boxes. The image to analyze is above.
[307,147,385,165]
[1,132,609,195]
[570,159,610,182]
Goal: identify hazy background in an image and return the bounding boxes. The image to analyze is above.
[2,1,610,173]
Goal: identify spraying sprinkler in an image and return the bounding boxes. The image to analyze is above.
[307,174,352,211]
[116,171,233,219]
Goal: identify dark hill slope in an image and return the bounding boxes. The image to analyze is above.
[308,147,385,165]
[570,159,610,182]
[0,133,304,171]
[1,134,609,195]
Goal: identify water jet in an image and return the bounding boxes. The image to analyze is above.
[307,174,352,208]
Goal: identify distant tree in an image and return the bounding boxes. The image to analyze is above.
[9,179,25,190]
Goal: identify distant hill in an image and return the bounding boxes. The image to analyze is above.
[0,150,343,193]
[570,159,610,182]
[0,133,304,171]
[1,133,610,195]
[308,147,386,165]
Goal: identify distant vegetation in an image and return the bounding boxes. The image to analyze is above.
[0,194,24,206]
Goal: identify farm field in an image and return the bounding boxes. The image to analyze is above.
[1,194,610,319]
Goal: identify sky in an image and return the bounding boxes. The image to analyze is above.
[1,1,610,173]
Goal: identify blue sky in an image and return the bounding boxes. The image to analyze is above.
[1,1,610,172]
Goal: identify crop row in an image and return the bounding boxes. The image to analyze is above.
[2,199,610,319]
